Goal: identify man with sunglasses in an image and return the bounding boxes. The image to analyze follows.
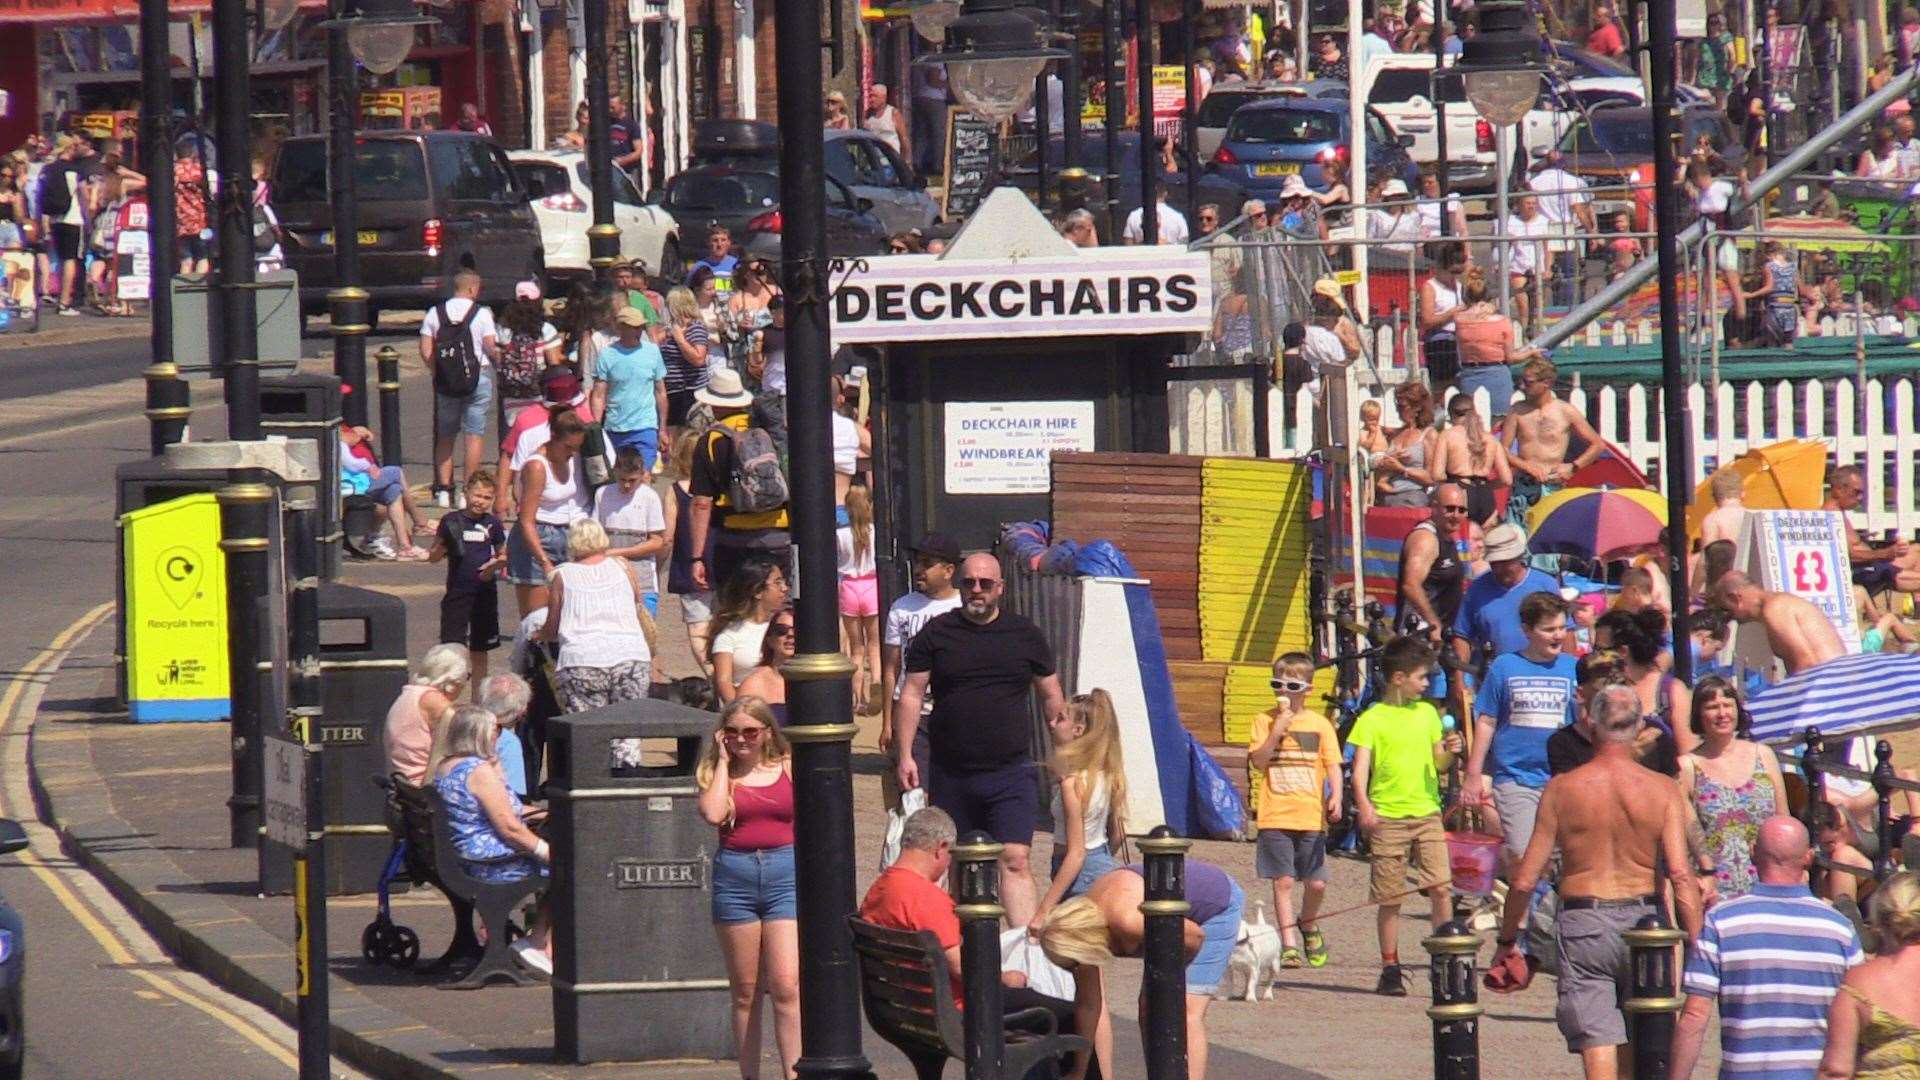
[896,552,1068,928]
[1396,482,1469,642]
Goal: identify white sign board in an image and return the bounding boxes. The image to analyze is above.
[1730,510,1861,678]
[830,251,1213,344]
[944,400,1097,495]
[264,737,307,849]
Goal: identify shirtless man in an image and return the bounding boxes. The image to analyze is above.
[1499,358,1605,525]
[1494,683,1701,1080]
[1825,464,1920,593]
[1697,467,1749,548]
[1712,571,1846,674]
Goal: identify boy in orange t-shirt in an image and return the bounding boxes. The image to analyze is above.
[1247,652,1344,968]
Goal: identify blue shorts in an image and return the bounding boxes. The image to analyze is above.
[928,760,1039,846]
[434,366,495,438]
[507,520,568,586]
[607,428,660,470]
[1186,876,1246,996]
[1049,843,1121,899]
[367,465,408,506]
[641,591,659,618]
[711,844,797,924]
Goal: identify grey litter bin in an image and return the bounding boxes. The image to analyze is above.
[258,374,344,580]
[548,699,734,1064]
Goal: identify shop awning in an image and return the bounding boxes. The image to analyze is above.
[0,0,327,22]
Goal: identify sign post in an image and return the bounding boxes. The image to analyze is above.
[266,733,328,1078]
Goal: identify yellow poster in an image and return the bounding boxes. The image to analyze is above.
[123,494,229,722]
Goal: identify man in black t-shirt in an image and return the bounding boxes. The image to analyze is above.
[607,95,647,178]
[895,552,1067,928]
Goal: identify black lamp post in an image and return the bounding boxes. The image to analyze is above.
[583,0,619,283]
[917,0,1066,213]
[1645,0,1693,681]
[211,0,258,439]
[1454,1,1542,323]
[139,0,187,455]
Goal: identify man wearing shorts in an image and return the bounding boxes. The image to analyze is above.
[1495,683,1701,1080]
[419,269,500,509]
[895,552,1067,929]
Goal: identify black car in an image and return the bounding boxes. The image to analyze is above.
[1004,131,1245,241]
[659,166,888,258]
[272,131,544,326]
[681,120,939,235]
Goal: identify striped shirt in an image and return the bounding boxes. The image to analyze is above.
[1682,882,1863,1079]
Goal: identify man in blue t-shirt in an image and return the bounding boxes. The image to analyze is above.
[690,224,738,299]
[590,306,670,467]
[1453,522,1559,674]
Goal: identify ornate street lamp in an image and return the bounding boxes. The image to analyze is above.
[1454,0,1542,321]
[908,0,961,43]
[321,0,437,76]
[916,0,1066,123]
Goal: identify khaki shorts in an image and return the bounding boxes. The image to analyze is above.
[1368,813,1449,903]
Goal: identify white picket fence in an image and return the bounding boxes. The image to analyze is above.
[1168,374,1920,537]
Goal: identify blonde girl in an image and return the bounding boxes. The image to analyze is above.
[836,486,880,713]
[696,697,800,1080]
[1032,689,1129,934]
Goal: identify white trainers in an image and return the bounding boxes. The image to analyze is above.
[365,536,397,561]
[510,938,552,976]
[431,487,452,509]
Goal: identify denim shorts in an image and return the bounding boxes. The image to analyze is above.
[367,465,408,506]
[1187,876,1246,995]
[435,366,495,438]
[711,844,797,924]
[1049,843,1120,899]
[608,428,660,470]
[506,520,568,586]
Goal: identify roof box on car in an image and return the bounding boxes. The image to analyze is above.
[692,119,779,159]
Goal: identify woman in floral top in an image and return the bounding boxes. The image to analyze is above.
[1677,676,1788,902]
[174,144,209,275]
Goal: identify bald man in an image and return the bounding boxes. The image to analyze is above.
[1712,572,1846,674]
[1670,816,1864,1078]
[895,552,1068,927]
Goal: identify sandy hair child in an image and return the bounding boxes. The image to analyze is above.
[427,470,508,690]
[1248,652,1343,968]
[1032,688,1130,934]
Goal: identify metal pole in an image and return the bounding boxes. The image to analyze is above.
[1183,0,1199,216]
[213,0,260,440]
[1623,914,1686,1080]
[1135,0,1157,244]
[1649,0,1692,683]
[1061,0,1082,171]
[287,498,329,1079]
[1138,825,1190,1080]
[1424,915,1484,1080]
[1036,52,1052,211]
[1804,727,1829,895]
[774,0,870,1075]
[328,6,369,429]
[584,0,619,283]
[219,477,274,847]
[1434,7,1451,237]
[1347,0,1368,317]
[954,832,1007,1080]
[141,0,186,455]
[1873,740,1896,881]
[1496,136,1511,319]
[375,345,403,466]
[1104,0,1126,242]
[1854,284,1868,437]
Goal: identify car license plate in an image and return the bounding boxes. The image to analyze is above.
[1253,163,1301,177]
[320,230,380,247]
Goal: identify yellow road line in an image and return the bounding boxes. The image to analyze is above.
[2,602,299,1071]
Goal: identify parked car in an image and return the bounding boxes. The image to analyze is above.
[1206,96,1420,202]
[660,165,888,258]
[0,819,28,1080]
[1002,131,1244,240]
[1194,79,1346,162]
[507,149,682,287]
[681,120,938,236]
[1361,53,1498,192]
[272,131,544,325]
[1552,103,1743,223]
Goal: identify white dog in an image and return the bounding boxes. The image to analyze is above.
[1220,900,1283,1001]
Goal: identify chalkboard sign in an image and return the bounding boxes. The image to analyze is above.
[941,106,996,221]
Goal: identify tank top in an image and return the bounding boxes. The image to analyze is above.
[864,106,902,153]
[1425,277,1460,338]
[722,768,795,850]
[667,482,718,595]
[1395,521,1466,633]
[1379,431,1429,501]
[551,558,650,670]
[1050,774,1112,851]
[533,451,587,525]
[383,684,434,785]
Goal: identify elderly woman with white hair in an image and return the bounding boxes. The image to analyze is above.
[384,642,470,787]
[539,517,652,713]
[431,704,553,975]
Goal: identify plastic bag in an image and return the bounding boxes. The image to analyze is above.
[879,787,927,869]
[999,928,1075,1001]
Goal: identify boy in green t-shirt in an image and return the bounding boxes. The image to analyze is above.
[1347,635,1463,997]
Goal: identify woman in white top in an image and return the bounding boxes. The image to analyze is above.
[836,486,880,713]
[509,408,588,617]
[831,376,871,508]
[707,557,791,704]
[1033,689,1129,933]
[539,518,652,714]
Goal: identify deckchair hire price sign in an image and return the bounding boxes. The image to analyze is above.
[1734,509,1862,665]
[121,493,229,722]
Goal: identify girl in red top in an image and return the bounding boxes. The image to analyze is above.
[697,696,798,1080]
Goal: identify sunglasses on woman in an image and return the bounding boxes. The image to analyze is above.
[767,622,794,638]
[723,726,766,740]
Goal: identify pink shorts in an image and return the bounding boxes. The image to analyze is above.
[838,574,878,617]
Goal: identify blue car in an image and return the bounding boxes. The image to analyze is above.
[1204,96,1420,203]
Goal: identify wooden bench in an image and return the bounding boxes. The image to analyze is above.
[386,775,546,989]
[848,917,1087,1080]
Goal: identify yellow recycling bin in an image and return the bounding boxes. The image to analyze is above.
[122,493,230,722]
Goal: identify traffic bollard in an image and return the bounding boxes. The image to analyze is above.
[1622,914,1686,1080]
[1423,915,1484,1080]
[953,830,1006,1080]
[1874,740,1896,881]
[1138,825,1190,1080]
[144,361,190,456]
[218,476,275,848]
[375,345,403,468]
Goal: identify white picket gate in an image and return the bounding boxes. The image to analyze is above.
[1167,374,1920,537]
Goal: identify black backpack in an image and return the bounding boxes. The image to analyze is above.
[430,300,483,398]
[38,165,71,219]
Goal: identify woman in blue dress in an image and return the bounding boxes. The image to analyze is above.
[432,705,552,975]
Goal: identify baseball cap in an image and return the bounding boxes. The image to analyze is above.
[614,306,650,327]
[541,364,583,402]
[909,532,961,566]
